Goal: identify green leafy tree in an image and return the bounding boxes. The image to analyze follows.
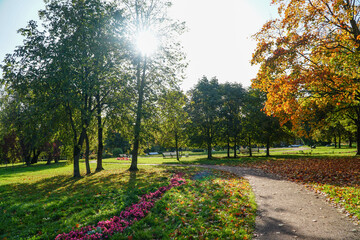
[244,89,291,157]
[242,90,262,157]
[187,76,221,159]
[1,0,125,177]
[219,82,245,158]
[122,0,187,171]
[0,91,57,165]
[104,130,131,154]
[157,90,189,161]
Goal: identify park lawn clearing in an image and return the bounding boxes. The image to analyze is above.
[0,162,256,240]
[249,157,360,223]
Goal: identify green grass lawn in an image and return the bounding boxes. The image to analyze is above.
[0,161,256,240]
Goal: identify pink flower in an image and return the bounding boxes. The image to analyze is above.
[55,174,186,240]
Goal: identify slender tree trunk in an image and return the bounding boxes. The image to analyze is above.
[85,132,91,175]
[357,126,360,155]
[356,109,360,155]
[234,136,237,158]
[31,149,41,164]
[73,128,86,178]
[175,131,180,161]
[227,138,230,158]
[20,139,31,166]
[249,136,252,157]
[130,56,147,171]
[338,131,341,148]
[46,154,52,165]
[96,97,104,172]
[266,136,270,157]
[349,132,353,148]
[334,134,337,148]
[207,141,212,159]
[207,126,212,159]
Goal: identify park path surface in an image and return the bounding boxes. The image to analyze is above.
[199,165,360,240]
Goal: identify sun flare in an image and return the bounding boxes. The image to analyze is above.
[136,30,158,56]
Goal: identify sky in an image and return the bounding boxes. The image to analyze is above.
[0,0,278,91]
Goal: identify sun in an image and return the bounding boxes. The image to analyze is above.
[136,30,158,56]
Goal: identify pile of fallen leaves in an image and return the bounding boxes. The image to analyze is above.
[251,158,360,186]
[251,158,360,222]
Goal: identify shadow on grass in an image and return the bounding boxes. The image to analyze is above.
[0,161,68,178]
[113,167,257,240]
[0,168,173,240]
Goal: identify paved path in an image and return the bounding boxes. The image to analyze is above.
[200,165,360,240]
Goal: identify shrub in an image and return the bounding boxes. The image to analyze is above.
[112,148,123,157]
[191,149,204,152]
[102,153,113,159]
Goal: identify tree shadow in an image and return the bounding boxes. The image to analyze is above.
[0,161,68,178]
[117,168,257,239]
[127,170,137,190]
[0,168,173,240]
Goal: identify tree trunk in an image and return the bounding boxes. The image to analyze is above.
[357,126,360,155]
[249,136,252,157]
[130,56,147,171]
[73,128,86,178]
[207,125,212,159]
[85,132,91,175]
[175,131,180,161]
[96,97,104,172]
[338,131,341,148]
[234,135,237,158]
[31,149,41,164]
[356,111,360,155]
[24,154,31,166]
[207,141,212,159]
[20,139,31,166]
[227,138,230,158]
[348,132,353,148]
[46,154,52,165]
[334,134,337,148]
[266,136,270,157]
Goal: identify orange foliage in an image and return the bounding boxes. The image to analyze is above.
[252,0,360,135]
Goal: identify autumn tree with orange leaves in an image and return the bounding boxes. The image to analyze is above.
[252,0,360,155]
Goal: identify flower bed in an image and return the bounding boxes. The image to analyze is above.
[191,170,212,181]
[55,173,186,240]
